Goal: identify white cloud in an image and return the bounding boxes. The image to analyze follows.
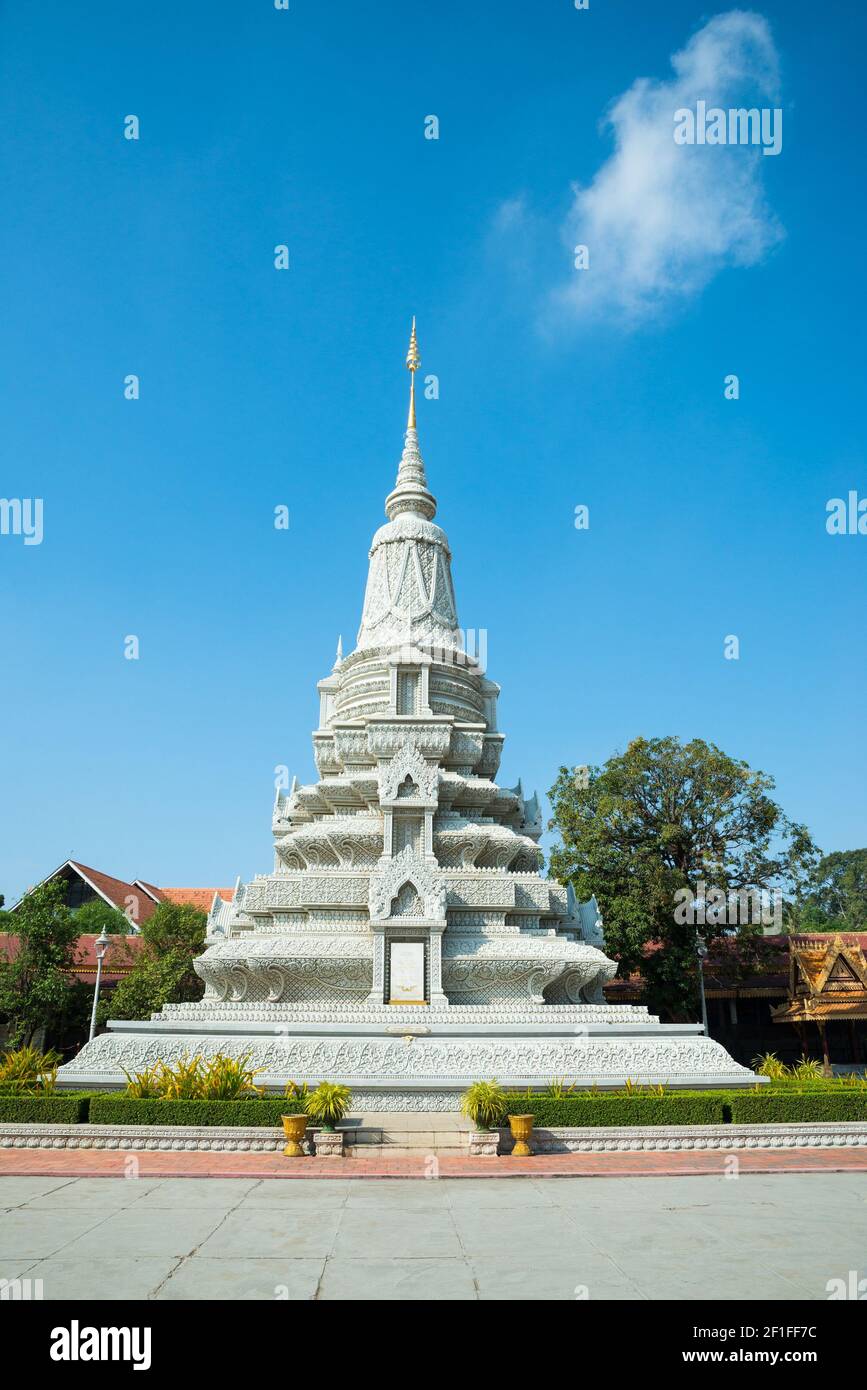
[552,10,784,325]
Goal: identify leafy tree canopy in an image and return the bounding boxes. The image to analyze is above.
[73,898,132,935]
[0,880,81,1047]
[789,848,867,933]
[548,736,818,1019]
[101,900,207,1024]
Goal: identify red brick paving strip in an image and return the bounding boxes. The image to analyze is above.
[1,1147,867,1180]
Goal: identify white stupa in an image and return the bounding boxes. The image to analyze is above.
[60,323,755,1106]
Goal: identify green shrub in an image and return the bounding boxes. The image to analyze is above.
[304,1082,351,1129]
[461,1080,508,1130]
[766,1076,867,1091]
[0,1092,92,1124]
[88,1094,303,1127]
[0,1046,61,1093]
[730,1090,867,1124]
[752,1051,790,1080]
[500,1090,728,1128]
[751,1055,866,1088]
[120,1053,265,1100]
[790,1060,825,1082]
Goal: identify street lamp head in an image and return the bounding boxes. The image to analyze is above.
[87,929,112,1046]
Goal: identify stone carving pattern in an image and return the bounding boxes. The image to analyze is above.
[60,1030,754,1082]
[368,846,446,921]
[379,742,438,802]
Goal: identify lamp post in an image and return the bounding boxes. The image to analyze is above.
[696,939,709,1037]
[88,930,111,1044]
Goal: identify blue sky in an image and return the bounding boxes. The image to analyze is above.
[1,0,864,903]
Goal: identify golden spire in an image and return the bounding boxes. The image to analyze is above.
[406,316,420,428]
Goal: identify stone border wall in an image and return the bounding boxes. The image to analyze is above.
[529,1121,867,1153]
[1,1120,866,1154]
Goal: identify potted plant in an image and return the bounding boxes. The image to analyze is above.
[460,1080,507,1156]
[305,1082,351,1156]
[281,1080,311,1157]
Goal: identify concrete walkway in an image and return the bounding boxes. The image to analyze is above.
[3,1145,867,1178]
[1,1169,865,1300]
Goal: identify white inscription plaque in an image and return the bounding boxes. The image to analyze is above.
[389,941,425,1004]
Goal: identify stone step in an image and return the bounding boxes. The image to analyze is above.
[344,1146,451,1159]
[352,1111,469,1130]
[345,1131,467,1151]
[341,1112,474,1154]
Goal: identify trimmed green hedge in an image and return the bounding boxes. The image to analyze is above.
[768,1082,867,1094]
[730,1090,867,1124]
[501,1091,728,1128]
[0,1092,93,1124]
[3,1086,865,1129]
[87,1095,304,1128]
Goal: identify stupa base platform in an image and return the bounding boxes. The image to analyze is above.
[57,1009,761,1107]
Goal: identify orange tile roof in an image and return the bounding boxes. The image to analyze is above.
[68,862,158,925]
[773,998,867,1022]
[157,887,235,913]
[12,863,236,927]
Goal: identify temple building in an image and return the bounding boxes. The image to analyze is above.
[58,325,757,1105]
[772,934,867,1073]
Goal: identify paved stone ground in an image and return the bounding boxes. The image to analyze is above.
[4,1145,867,1179]
[1,1170,865,1300]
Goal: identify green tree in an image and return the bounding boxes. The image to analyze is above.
[73,898,131,935]
[548,736,818,1019]
[101,900,207,1023]
[0,881,81,1046]
[789,849,867,932]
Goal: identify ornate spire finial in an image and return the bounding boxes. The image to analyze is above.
[384,317,436,523]
[406,317,420,428]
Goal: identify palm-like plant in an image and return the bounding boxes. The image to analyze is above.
[122,1053,266,1100]
[461,1080,507,1131]
[0,1046,60,1093]
[304,1082,351,1130]
[791,1059,824,1083]
[121,1065,164,1099]
[199,1053,264,1099]
[838,1072,867,1088]
[752,1052,791,1080]
[157,1055,205,1099]
[546,1077,576,1100]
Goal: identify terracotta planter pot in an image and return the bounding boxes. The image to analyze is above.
[281,1113,308,1157]
[507,1113,534,1157]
